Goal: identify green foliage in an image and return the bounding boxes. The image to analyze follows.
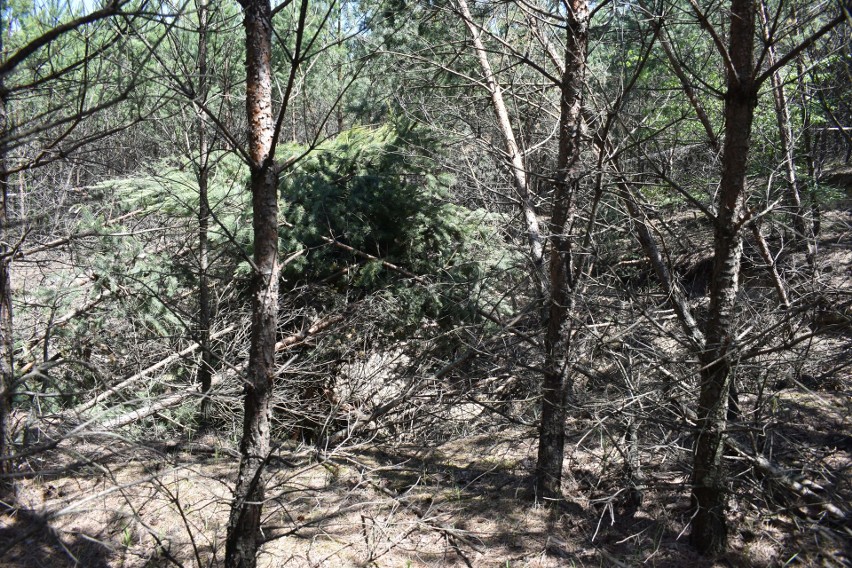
[280,122,514,329]
[103,152,252,250]
[68,155,249,340]
[809,177,847,207]
[281,123,456,279]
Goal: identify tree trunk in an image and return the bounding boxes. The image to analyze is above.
[690,0,756,555]
[197,164,213,420]
[0,80,12,479]
[661,16,789,309]
[195,0,214,423]
[535,0,588,503]
[750,222,790,308]
[225,0,279,566]
[659,27,719,151]
[455,0,545,277]
[621,186,706,347]
[790,3,819,237]
[759,0,814,263]
[0,107,15,484]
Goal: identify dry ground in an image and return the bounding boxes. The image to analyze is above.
[0,384,849,568]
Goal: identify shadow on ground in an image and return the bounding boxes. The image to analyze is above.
[0,503,113,568]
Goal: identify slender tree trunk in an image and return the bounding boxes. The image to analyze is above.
[0,26,13,478]
[195,0,214,423]
[335,7,343,134]
[661,17,789,309]
[791,4,819,236]
[690,0,756,555]
[0,121,12,480]
[455,0,545,277]
[621,187,706,347]
[759,0,814,263]
[535,0,588,502]
[659,27,718,152]
[750,222,790,307]
[225,0,279,565]
[197,166,213,419]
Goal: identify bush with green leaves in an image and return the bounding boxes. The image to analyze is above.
[280,124,453,275]
[31,123,515,422]
[278,122,513,329]
[12,155,252,410]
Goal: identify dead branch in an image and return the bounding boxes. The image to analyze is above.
[724,436,847,522]
[65,325,236,417]
[679,409,848,522]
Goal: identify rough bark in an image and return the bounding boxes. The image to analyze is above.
[195,0,214,422]
[535,0,588,502]
[0,78,12,479]
[225,0,279,566]
[197,167,213,419]
[690,0,756,555]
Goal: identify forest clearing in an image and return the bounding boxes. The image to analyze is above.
[0,0,849,566]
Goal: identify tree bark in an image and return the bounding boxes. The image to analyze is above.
[621,187,706,347]
[0,78,12,480]
[225,0,279,566]
[535,0,588,502]
[195,0,214,423]
[759,0,814,263]
[197,162,213,420]
[792,11,818,236]
[750,222,790,308]
[0,9,14,478]
[455,0,545,278]
[690,0,756,555]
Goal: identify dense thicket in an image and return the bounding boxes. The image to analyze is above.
[0,0,849,566]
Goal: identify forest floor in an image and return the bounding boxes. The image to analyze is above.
[0,381,849,568]
[1,211,850,567]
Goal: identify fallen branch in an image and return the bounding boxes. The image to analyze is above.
[724,436,846,521]
[275,314,344,352]
[99,385,219,430]
[680,409,848,522]
[70,313,342,429]
[66,325,236,416]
